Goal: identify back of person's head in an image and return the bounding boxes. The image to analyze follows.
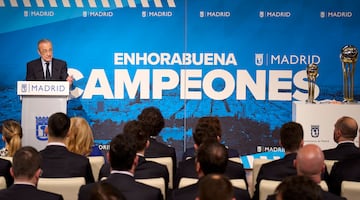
[196,140,228,175]
[90,182,126,200]
[275,175,322,200]
[334,116,358,141]
[109,134,137,171]
[280,122,304,152]
[295,144,324,183]
[1,119,22,156]
[123,120,149,152]
[197,117,222,138]
[47,112,70,139]
[137,106,164,137]
[12,146,41,179]
[197,174,234,200]
[193,118,219,146]
[65,117,94,156]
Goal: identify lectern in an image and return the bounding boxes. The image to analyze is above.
[17,81,69,150]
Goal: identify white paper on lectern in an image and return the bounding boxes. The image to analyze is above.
[17,81,69,151]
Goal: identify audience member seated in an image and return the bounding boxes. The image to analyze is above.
[323,116,359,160]
[65,117,102,156]
[172,140,250,200]
[253,121,304,200]
[78,134,163,200]
[0,119,22,157]
[98,120,169,190]
[0,157,13,188]
[182,116,239,160]
[295,144,345,200]
[0,146,63,200]
[268,176,322,200]
[40,112,94,184]
[175,117,247,189]
[196,174,235,200]
[328,128,360,196]
[137,106,177,175]
[89,182,126,200]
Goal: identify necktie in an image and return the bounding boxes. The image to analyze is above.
[45,62,51,80]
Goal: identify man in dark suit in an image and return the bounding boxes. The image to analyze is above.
[323,116,359,160]
[0,157,13,188]
[253,121,304,200]
[98,120,169,189]
[175,117,247,189]
[267,144,346,200]
[172,141,250,200]
[0,146,63,200]
[182,116,239,160]
[40,112,94,184]
[26,39,73,83]
[138,106,177,175]
[328,127,360,196]
[78,134,163,200]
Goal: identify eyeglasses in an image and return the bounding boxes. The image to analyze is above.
[39,49,53,54]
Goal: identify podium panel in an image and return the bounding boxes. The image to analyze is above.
[292,101,360,150]
[17,81,69,150]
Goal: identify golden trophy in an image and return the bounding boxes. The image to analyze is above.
[341,45,358,102]
[306,63,319,103]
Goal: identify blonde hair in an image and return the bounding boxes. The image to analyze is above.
[2,120,23,156]
[65,117,94,156]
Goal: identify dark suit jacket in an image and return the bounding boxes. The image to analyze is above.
[182,146,239,160]
[172,180,250,200]
[78,173,163,200]
[39,145,94,184]
[328,155,360,195]
[323,142,360,161]
[253,153,298,200]
[145,137,177,175]
[0,158,13,188]
[98,156,169,189]
[266,189,346,200]
[0,184,63,200]
[174,157,247,189]
[26,58,68,81]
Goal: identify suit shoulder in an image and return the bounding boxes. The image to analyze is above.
[52,58,66,64]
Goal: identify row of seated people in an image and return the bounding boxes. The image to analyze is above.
[0,107,360,199]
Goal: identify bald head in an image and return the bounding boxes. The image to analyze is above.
[333,116,358,143]
[295,144,324,183]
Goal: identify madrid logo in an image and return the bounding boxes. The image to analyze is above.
[255,53,264,66]
[36,116,49,141]
[311,125,320,138]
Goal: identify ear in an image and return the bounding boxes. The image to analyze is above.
[145,140,150,149]
[35,169,42,178]
[299,140,304,148]
[194,144,198,150]
[10,167,14,178]
[217,136,221,142]
[195,160,201,174]
[106,152,110,163]
[293,159,297,168]
[45,127,49,134]
[133,155,139,167]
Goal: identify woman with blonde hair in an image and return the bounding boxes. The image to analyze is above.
[65,117,102,156]
[1,119,23,157]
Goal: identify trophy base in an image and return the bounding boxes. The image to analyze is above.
[306,99,316,104]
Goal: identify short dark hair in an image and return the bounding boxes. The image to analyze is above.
[275,176,322,200]
[90,182,126,200]
[193,117,219,146]
[47,112,70,138]
[197,117,222,137]
[280,122,304,152]
[196,140,228,175]
[123,120,149,152]
[137,107,164,137]
[109,134,137,171]
[198,174,234,200]
[12,146,41,179]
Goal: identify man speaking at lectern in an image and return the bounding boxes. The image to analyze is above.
[26,39,73,84]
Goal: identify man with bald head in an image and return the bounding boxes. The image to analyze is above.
[294,144,345,200]
[323,116,360,160]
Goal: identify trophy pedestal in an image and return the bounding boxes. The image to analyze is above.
[292,101,360,150]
